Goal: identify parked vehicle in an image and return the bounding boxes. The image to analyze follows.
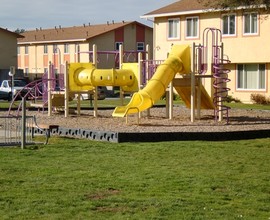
[0,79,28,101]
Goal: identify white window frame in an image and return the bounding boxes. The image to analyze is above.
[25,68,29,76]
[53,44,58,53]
[186,16,199,38]
[44,68,48,74]
[115,42,123,50]
[44,45,48,54]
[25,46,28,55]
[75,43,80,53]
[168,18,180,40]
[137,42,144,51]
[243,12,258,35]
[237,64,266,91]
[222,14,236,36]
[64,43,69,54]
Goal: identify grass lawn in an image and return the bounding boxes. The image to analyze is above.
[0,137,269,219]
[2,97,171,110]
[2,96,270,111]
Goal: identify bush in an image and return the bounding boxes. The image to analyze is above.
[250,93,270,105]
[161,93,181,101]
[225,95,241,103]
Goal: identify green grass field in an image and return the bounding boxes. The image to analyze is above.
[0,137,269,219]
[3,95,270,110]
[1,97,270,219]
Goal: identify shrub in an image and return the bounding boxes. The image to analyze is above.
[225,95,241,103]
[250,93,270,105]
[161,93,180,101]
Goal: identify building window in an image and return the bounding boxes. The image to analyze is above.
[237,64,265,90]
[75,43,80,53]
[44,45,48,54]
[25,68,29,76]
[64,44,69,54]
[115,42,123,50]
[186,17,198,38]
[25,46,28,55]
[137,42,144,51]
[243,12,258,35]
[168,18,180,39]
[222,14,236,36]
[17,47,20,55]
[53,44,58,53]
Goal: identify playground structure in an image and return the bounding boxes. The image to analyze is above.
[177,28,231,123]
[8,27,231,124]
[112,44,191,117]
[54,44,145,118]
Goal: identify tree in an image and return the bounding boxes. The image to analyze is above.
[14,28,25,34]
[198,0,270,10]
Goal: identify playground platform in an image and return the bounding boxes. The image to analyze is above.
[17,105,270,143]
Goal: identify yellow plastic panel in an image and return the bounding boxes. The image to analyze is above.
[174,84,214,109]
[121,63,139,92]
[69,63,138,92]
[112,44,191,117]
[68,63,94,92]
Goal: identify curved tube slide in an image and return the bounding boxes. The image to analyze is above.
[112,44,191,117]
[68,63,139,93]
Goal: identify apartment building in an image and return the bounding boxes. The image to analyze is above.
[0,28,24,80]
[142,0,270,103]
[17,21,153,79]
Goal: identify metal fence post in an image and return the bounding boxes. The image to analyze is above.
[21,97,26,149]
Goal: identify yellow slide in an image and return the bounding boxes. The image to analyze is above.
[175,84,214,109]
[173,78,214,109]
[112,44,191,117]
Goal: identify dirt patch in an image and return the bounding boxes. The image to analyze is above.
[85,188,121,201]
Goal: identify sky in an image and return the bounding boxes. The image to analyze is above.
[0,0,177,31]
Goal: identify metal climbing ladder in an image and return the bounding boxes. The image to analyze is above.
[195,27,231,123]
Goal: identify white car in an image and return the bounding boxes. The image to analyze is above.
[0,79,28,101]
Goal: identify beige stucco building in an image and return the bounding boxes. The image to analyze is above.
[17,21,153,80]
[0,27,23,69]
[142,0,270,103]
